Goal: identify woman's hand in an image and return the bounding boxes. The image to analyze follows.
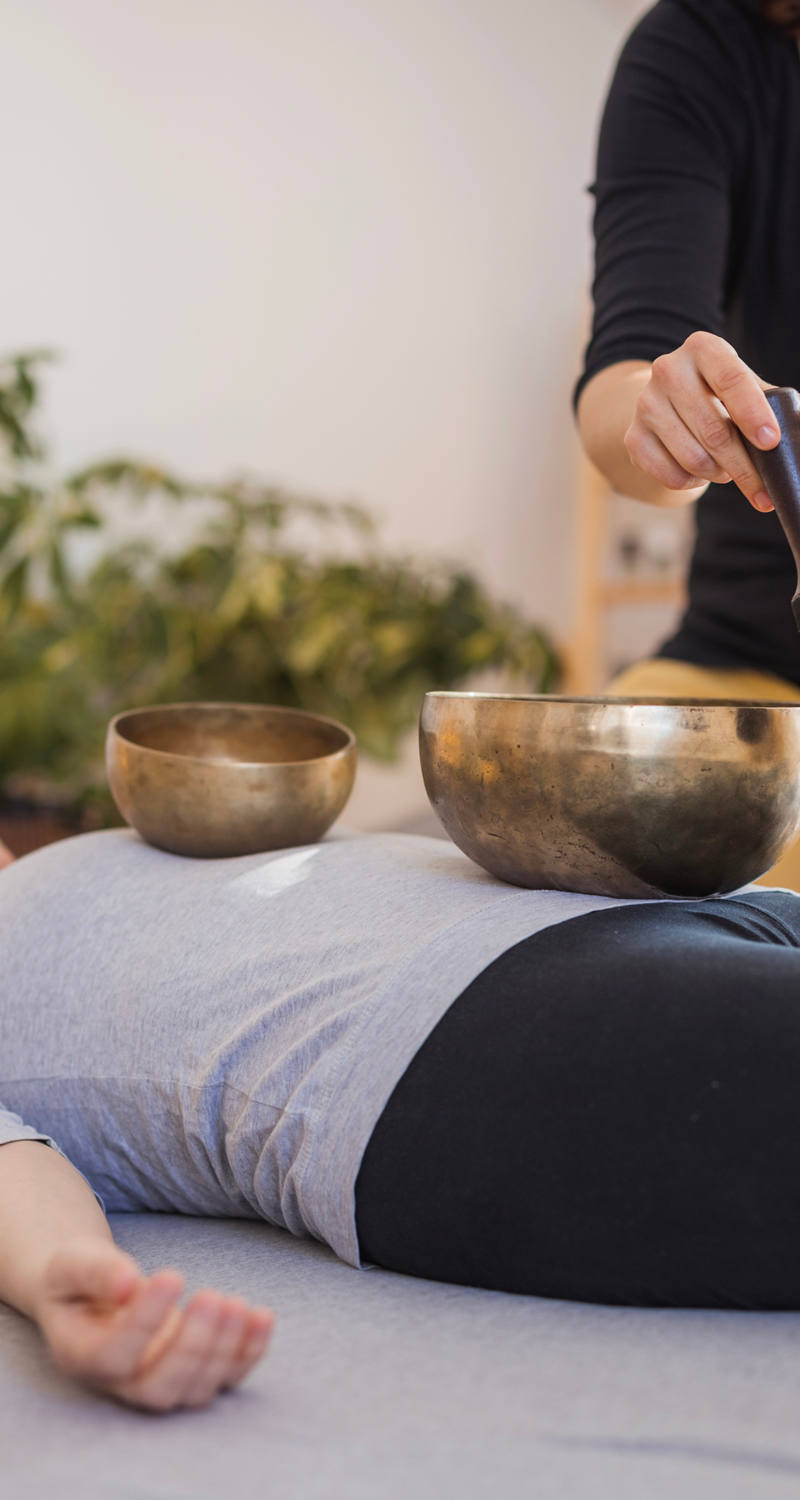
[0,839,14,869]
[623,332,781,511]
[34,1236,274,1412]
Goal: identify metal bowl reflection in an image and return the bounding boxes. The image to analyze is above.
[107,701,356,858]
[419,692,800,898]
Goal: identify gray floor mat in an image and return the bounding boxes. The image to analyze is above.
[2,1212,800,1499]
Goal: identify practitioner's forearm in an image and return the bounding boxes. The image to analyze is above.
[577,360,707,508]
[0,1141,111,1322]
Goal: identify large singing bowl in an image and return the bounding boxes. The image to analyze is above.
[419,692,800,898]
[107,702,357,858]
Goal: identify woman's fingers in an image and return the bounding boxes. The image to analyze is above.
[650,341,773,506]
[79,1271,185,1383]
[687,332,779,448]
[120,1291,274,1411]
[177,1298,250,1407]
[628,332,780,511]
[654,356,769,502]
[220,1307,275,1389]
[624,424,702,492]
[636,386,730,485]
[42,1238,274,1411]
[173,1297,273,1408]
[121,1291,227,1410]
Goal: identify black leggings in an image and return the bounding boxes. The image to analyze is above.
[354,890,800,1309]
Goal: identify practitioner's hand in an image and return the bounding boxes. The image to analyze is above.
[0,839,14,869]
[623,332,781,510]
[34,1236,274,1412]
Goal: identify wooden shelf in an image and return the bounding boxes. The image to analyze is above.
[565,450,688,694]
[597,577,685,607]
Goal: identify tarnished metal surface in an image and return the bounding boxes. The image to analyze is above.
[419,692,800,898]
[106,701,357,858]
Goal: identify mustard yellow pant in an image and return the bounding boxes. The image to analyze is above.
[607,659,800,892]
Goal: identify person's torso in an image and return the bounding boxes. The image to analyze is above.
[0,828,633,1263]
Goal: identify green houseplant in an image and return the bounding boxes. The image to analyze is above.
[0,350,559,836]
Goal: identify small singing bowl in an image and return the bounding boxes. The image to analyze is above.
[419,692,800,898]
[106,702,357,858]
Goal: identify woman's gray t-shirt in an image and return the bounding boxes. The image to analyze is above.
[0,828,643,1268]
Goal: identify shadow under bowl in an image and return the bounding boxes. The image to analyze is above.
[106,701,357,858]
[419,691,800,898]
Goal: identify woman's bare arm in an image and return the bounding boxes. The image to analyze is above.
[576,336,782,511]
[0,1139,114,1320]
[0,1136,273,1411]
[0,847,273,1409]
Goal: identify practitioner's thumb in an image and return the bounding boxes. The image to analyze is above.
[45,1238,141,1306]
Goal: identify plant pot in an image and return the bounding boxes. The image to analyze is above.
[0,797,85,858]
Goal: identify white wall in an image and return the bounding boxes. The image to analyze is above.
[0,0,646,825]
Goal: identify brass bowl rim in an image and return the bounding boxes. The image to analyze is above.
[423,691,800,710]
[108,701,357,769]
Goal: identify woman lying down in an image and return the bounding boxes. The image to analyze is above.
[2,827,800,1413]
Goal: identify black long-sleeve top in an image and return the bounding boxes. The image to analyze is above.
[575,0,800,683]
